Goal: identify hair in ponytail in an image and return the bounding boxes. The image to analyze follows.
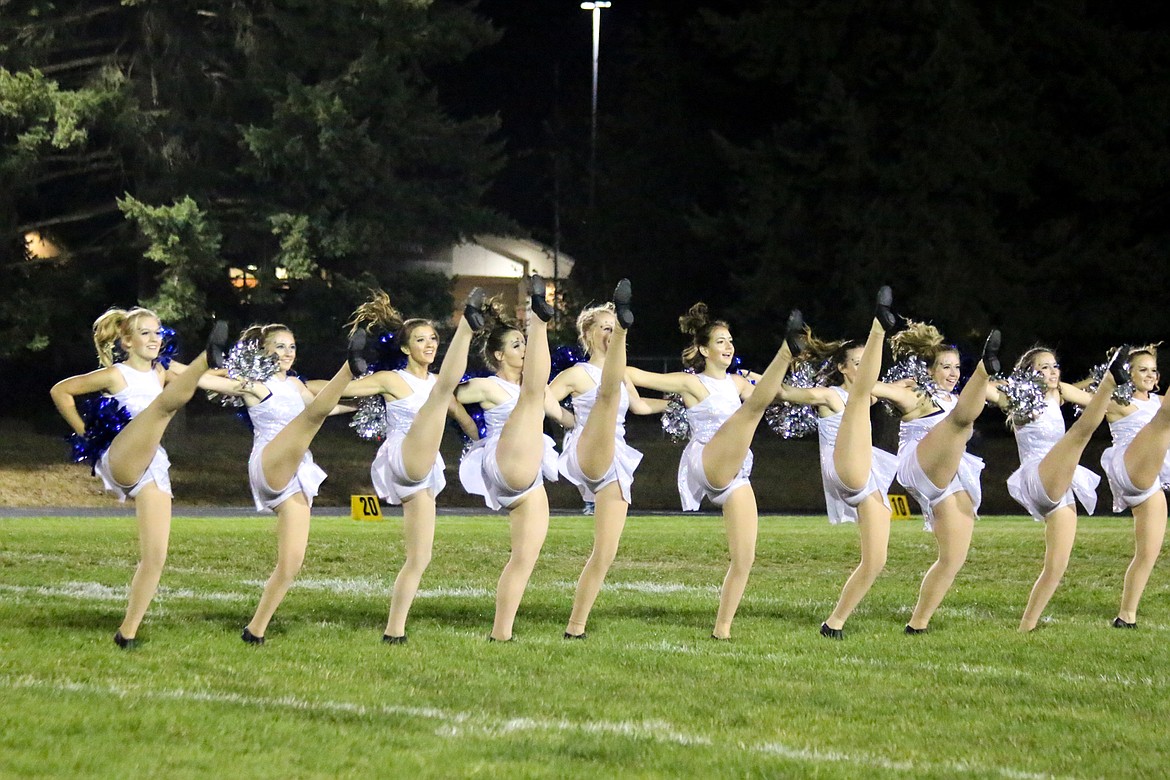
[92,307,159,367]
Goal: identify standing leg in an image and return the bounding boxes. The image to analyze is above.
[1019,506,1077,632]
[244,493,312,641]
[491,488,551,641]
[906,494,975,631]
[823,495,892,632]
[116,483,172,641]
[565,482,629,637]
[1116,492,1168,625]
[384,493,437,640]
[712,486,758,639]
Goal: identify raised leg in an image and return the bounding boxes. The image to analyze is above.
[399,309,478,481]
[912,362,991,491]
[106,352,212,486]
[261,361,354,492]
[1019,506,1077,632]
[834,319,885,490]
[565,482,629,636]
[702,340,795,490]
[493,312,552,491]
[1122,393,1170,492]
[245,493,312,638]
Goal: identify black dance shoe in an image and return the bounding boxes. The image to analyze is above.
[613,278,634,330]
[563,631,587,640]
[528,274,554,323]
[463,286,487,331]
[1107,346,1131,386]
[241,627,265,645]
[205,320,229,369]
[347,328,368,377]
[875,285,906,333]
[981,330,1002,374]
[904,624,929,635]
[382,634,408,645]
[113,630,138,650]
[819,622,844,640]
[784,309,806,354]
[1111,617,1136,629]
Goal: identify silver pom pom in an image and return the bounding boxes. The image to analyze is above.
[1000,367,1048,427]
[1076,363,1135,416]
[765,360,819,439]
[349,395,386,441]
[661,394,690,443]
[880,357,940,415]
[224,340,280,383]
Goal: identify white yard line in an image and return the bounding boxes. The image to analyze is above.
[0,674,1062,778]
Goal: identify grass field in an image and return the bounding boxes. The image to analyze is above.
[1,513,1168,778]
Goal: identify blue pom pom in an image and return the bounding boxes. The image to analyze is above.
[157,325,179,369]
[551,345,585,378]
[67,395,132,467]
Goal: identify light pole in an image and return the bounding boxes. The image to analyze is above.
[581,1,610,214]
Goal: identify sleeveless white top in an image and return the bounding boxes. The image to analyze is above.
[111,362,163,416]
[248,376,305,446]
[570,363,630,438]
[686,374,742,443]
[898,391,957,451]
[1109,395,1161,449]
[385,370,436,435]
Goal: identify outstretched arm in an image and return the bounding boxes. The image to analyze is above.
[627,379,668,415]
[625,366,703,404]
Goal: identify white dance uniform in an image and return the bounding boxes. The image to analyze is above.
[94,363,172,501]
[371,370,445,504]
[817,386,897,524]
[459,376,559,511]
[559,363,644,504]
[678,374,752,511]
[1100,395,1170,511]
[1007,399,1099,521]
[247,376,327,512]
[896,392,985,531]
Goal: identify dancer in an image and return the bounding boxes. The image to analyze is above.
[343,288,485,643]
[776,288,899,639]
[50,308,227,648]
[198,324,367,644]
[455,276,559,641]
[548,281,666,639]
[627,303,803,640]
[991,346,1125,631]
[876,320,1000,633]
[1066,345,1169,628]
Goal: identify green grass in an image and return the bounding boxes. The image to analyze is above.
[1,513,1167,778]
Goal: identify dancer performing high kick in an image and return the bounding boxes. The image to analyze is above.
[198,323,367,644]
[777,287,900,639]
[343,288,485,644]
[547,280,667,639]
[877,320,1000,633]
[51,308,227,648]
[628,303,803,640]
